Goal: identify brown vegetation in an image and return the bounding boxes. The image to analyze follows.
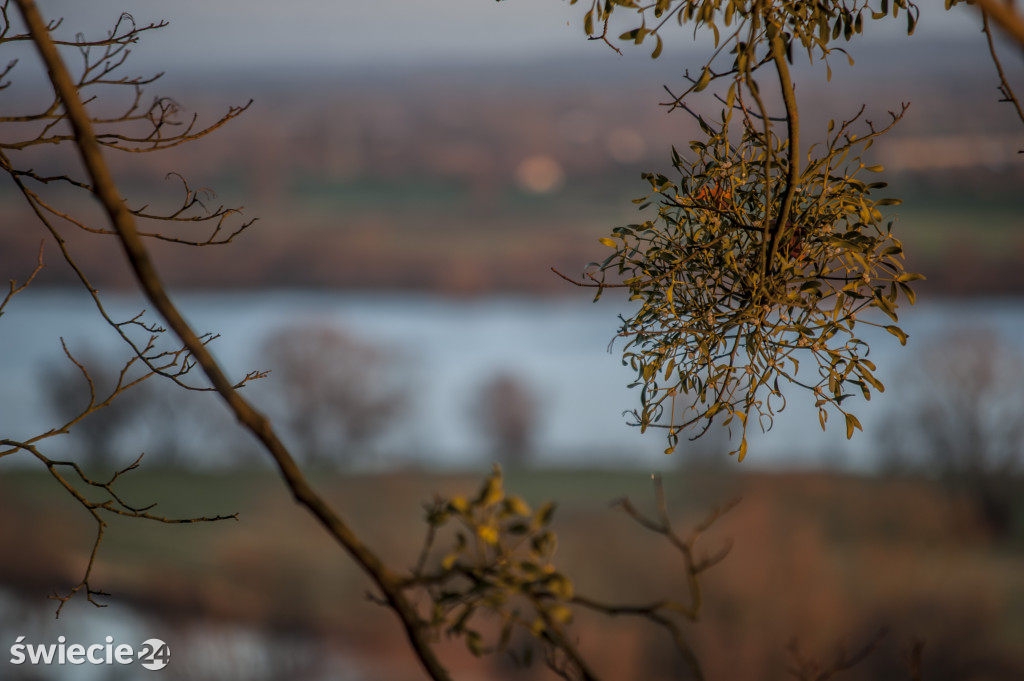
[1,469,1021,680]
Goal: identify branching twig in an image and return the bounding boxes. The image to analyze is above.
[1,439,237,617]
[567,477,740,681]
[787,628,889,681]
[588,15,623,55]
[0,240,44,317]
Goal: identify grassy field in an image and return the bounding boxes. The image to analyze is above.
[1,466,1022,680]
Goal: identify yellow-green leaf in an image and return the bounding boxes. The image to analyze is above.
[477,524,499,545]
[504,495,531,517]
[885,325,908,345]
[845,413,862,439]
[693,66,712,92]
[534,502,557,528]
[549,604,574,624]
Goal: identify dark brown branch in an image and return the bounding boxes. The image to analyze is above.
[588,15,624,55]
[550,267,629,289]
[906,639,925,681]
[1,13,168,48]
[765,25,801,275]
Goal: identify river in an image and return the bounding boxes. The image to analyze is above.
[2,288,1023,471]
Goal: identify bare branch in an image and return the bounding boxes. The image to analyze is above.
[1,438,236,617]
[0,240,44,317]
[787,628,888,681]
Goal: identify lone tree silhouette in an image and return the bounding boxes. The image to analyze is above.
[879,328,1024,540]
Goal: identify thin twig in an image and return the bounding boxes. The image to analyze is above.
[981,10,1024,130]
[0,240,44,316]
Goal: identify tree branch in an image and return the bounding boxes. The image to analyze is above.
[981,9,1024,128]
[765,24,801,276]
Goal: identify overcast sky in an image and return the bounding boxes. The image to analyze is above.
[39,0,587,71]
[30,0,986,74]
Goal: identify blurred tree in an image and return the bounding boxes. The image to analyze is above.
[878,329,1024,539]
[41,347,234,468]
[258,323,407,467]
[472,371,539,467]
[41,348,149,470]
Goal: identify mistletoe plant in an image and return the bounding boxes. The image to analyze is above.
[567,0,925,458]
